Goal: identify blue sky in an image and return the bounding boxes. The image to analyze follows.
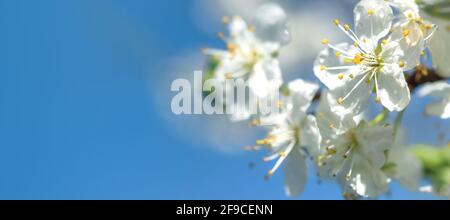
[0,0,446,199]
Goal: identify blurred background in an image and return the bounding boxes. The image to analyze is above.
[0,0,448,199]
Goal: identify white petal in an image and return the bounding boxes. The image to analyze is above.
[344,155,389,198]
[248,60,282,98]
[229,16,249,36]
[300,115,322,157]
[316,92,356,138]
[400,39,422,70]
[263,59,283,86]
[354,0,393,40]
[387,145,423,191]
[425,102,450,119]
[380,40,404,64]
[377,67,411,111]
[283,150,307,197]
[288,79,319,112]
[427,15,450,77]
[314,43,360,90]
[329,73,372,115]
[253,2,289,45]
[355,122,393,168]
[418,82,450,98]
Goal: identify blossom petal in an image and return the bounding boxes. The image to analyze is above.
[283,150,307,197]
[288,79,319,112]
[314,43,360,90]
[377,67,411,111]
[316,92,358,138]
[344,155,389,198]
[329,73,372,115]
[253,2,289,45]
[300,115,321,157]
[355,122,393,168]
[425,102,450,119]
[427,15,450,77]
[354,0,393,40]
[399,39,422,71]
[418,82,450,99]
[229,16,249,36]
[387,144,423,191]
[248,60,282,98]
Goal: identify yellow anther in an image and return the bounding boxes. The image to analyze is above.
[398,61,405,68]
[212,54,220,61]
[248,26,255,33]
[337,97,344,105]
[381,39,389,45]
[349,74,354,79]
[420,51,425,56]
[353,53,363,64]
[328,123,335,129]
[222,16,229,24]
[277,101,284,109]
[227,43,237,53]
[354,42,359,47]
[407,12,413,19]
[338,73,344,80]
[402,29,410,37]
[256,139,268,145]
[321,38,329,45]
[362,37,367,43]
[320,65,326,71]
[225,72,233,79]
[267,170,274,176]
[344,24,350,31]
[279,151,286,157]
[368,9,374,16]
[375,96,381,103]
[333,19,340,26]
[327,148,337,155]
[335,51,341,57]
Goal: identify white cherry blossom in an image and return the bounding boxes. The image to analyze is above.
[203,15,284,99]
[387,0,437,70]
[314,0,412,113]
[248,79,321,197]
[418,81,450,119]
[424,15,450,77]
[316,92,393,198]
[385,144,423,191]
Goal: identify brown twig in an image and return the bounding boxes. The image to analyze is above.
[406,65,445,92]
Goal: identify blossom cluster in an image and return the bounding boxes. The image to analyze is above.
[202,0,450,199]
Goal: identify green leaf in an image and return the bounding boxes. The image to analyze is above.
[370,108,389,126]
[381,162,397,174]
[411,145,445,171]
[422,1,450,20]
[279,84,290,96]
